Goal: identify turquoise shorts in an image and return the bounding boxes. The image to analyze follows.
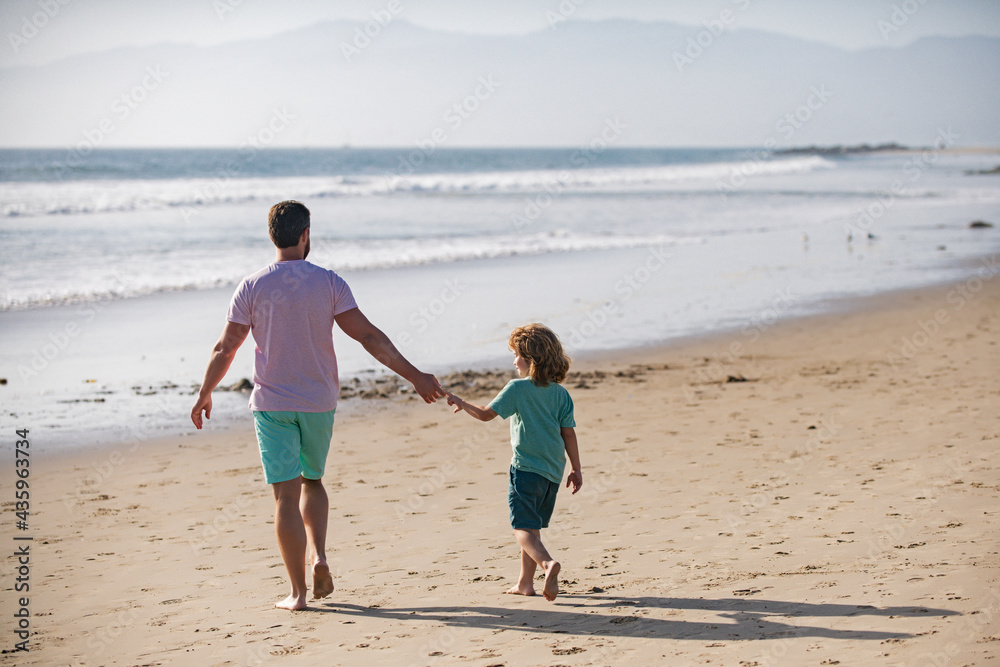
[252,410,336,484]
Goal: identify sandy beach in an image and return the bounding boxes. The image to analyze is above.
[3,264,999,666]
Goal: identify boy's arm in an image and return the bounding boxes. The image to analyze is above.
[446,393,498,422]
[335,307,444,403]
[562,426,583,494]
[191,321,250,429]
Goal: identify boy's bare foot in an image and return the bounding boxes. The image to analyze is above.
[542,561,560,601]
[312,561,334,599]
[505,583,536,596]
[275,593,307,611]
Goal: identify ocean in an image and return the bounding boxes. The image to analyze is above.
[1,147,998,451]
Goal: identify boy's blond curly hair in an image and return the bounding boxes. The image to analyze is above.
[508,323,571,387]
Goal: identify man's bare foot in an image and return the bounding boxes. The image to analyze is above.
[312,561,334,599]
[542,561,561,601]
[275,593,307,611]
[505,584,536,596]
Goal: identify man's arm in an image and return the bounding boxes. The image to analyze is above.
[446,393,498,421]
[190,321,250,429]
[562,426,582,494]
[334,307,445,403]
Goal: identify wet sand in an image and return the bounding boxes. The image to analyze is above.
[2,269,998,666]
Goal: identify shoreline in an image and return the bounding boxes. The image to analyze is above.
[3,270,998,665]
[24,249,999,464]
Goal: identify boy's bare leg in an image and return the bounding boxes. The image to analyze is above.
[506,547,537,596]
[272,477,308,610]
[513,529,561,601]
[301,477,334,599]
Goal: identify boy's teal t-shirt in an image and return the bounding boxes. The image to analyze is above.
[488,378,576,484]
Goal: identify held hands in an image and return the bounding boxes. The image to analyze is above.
[411,372,447,404]
[566,469,583,494]
[445,395,497,422]
[446,392,465,414]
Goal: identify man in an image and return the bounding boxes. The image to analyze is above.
[190,200,444,611]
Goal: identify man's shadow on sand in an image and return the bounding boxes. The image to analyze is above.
[314,595,958,641]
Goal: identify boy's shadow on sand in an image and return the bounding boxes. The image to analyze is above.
[316,595,958,641]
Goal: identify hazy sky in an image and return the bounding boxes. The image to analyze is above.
[3,0,1000,68]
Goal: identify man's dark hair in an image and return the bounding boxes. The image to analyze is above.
[268,200,310,248]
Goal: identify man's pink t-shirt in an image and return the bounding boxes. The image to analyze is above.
[227,260,358,412]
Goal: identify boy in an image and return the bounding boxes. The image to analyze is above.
[447,323,582,601]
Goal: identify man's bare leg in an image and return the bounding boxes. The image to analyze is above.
[506,546,538,596]
[513,529,561,601]
[272,477,308,610]
[301,477,333,599]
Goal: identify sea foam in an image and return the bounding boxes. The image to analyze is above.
[0,157,834,218]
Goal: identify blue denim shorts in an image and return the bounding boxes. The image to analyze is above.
[253,410,335,484]
[508,466,559,530]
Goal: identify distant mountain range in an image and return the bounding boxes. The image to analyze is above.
[1,19,997,148]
